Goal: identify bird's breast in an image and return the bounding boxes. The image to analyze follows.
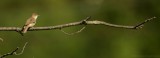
[28,23,35,27]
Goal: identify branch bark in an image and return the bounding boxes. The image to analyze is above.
[0,17,156,32]
[0,17,157,58]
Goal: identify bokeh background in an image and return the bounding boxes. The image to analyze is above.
[0,0,160,58]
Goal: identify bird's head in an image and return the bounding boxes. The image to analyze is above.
[32,13,39,19]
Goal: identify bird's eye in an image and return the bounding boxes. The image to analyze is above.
[33,22,36,23]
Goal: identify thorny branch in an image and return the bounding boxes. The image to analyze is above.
[0,16,156,32]
[0,42,28,58]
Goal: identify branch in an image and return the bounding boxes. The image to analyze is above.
[0,47,19,58]
[0,17,156,32]
[14,42,28,55]
[60,26,86,35]
[0,42,28,58]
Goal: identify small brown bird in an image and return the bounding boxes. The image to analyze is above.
[21,13,39,34]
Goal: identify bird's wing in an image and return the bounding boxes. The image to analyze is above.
[25,17,35,25]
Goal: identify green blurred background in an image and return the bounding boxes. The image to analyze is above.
[0,0,160,58]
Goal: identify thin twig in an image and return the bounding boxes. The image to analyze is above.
[14,42,28,55]
[60,26,86,35]
[134,16,156,29]
[0,17,156,32]
[60,17,90,35]
[0,42,28,58]
[0,47,19,58]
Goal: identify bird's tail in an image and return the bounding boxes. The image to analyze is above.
[21,26,29,34]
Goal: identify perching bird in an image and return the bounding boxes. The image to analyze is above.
[21,13,39,34]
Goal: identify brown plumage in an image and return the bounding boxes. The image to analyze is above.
[21,13,39,34]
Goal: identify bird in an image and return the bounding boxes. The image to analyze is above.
[21,13,39,35]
